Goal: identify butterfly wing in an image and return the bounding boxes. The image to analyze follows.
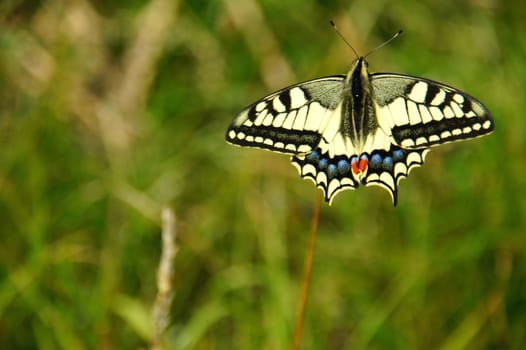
[362,73,494,203]
[226,76,363,201]
[226,76,345,154]
[371,73,494,148]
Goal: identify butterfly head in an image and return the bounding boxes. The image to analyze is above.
[351,56,369,76]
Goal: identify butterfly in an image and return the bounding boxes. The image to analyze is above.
[225,39,494,205]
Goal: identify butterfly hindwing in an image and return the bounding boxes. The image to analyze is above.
[363,146,429,205]
[291,148,359,203]
[290,145,429,205]
[226,76,345,154]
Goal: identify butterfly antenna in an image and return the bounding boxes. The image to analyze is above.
[330,20,359,58]
[364,30,403,58]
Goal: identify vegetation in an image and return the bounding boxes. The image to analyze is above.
[1,0,524,348]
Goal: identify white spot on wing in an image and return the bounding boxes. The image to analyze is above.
[379,172,395,191]
[297,144,311,153]
[453,94,464,104]
[407,152,422,165]
[298,103,325,131]
[415,137,427,146]
[407,101,421,125]
[282,111,296,129]
[431,89,446,105]
[394,162,407,177]
[293,106,307,130]
[327,179,341,199]
[316,172,327,187]
[263,114,273,126]
[429,134,440,142]
[254,109,268,126]
[418,104,433,123]
[441,131,452,138]
[273,96,286,112]
[285,143,296,152]
[255,102,266,112]
[272,111,287,127]
[401,138,415,147]
[389,98,409,126]
[366,173,379,182]
[430,106,444,121]
[302,164,316,176]
[409,82,428,103]
[228,130,236,139]
[290,88,307,109]
[444,106,455,119]
[472,123,482,131]
[451,102,464,117]
[483,120,492,129]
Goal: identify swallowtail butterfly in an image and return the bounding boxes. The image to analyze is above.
[226,42,494,205]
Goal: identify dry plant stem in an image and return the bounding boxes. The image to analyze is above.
[151,208,178,350]
[291,192,323,350]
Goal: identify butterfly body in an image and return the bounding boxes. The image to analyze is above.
[226,55,494,205]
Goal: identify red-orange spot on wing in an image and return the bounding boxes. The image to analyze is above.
[351,161,360,174]
[351,157,369,175]
[358,158,368,172]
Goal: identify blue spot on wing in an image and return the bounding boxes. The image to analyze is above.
[306,150,320,162]
[370,153,382,166]
[382,156,393,170]
[337,159,350,174]
[393,149,404,161]
[328,164,337,178]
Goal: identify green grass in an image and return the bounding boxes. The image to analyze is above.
[1,0,525,348]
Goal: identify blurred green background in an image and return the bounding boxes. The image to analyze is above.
[1,0,525,349]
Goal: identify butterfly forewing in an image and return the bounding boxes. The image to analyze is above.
[371,74,494,149]
[226,76,345,154]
